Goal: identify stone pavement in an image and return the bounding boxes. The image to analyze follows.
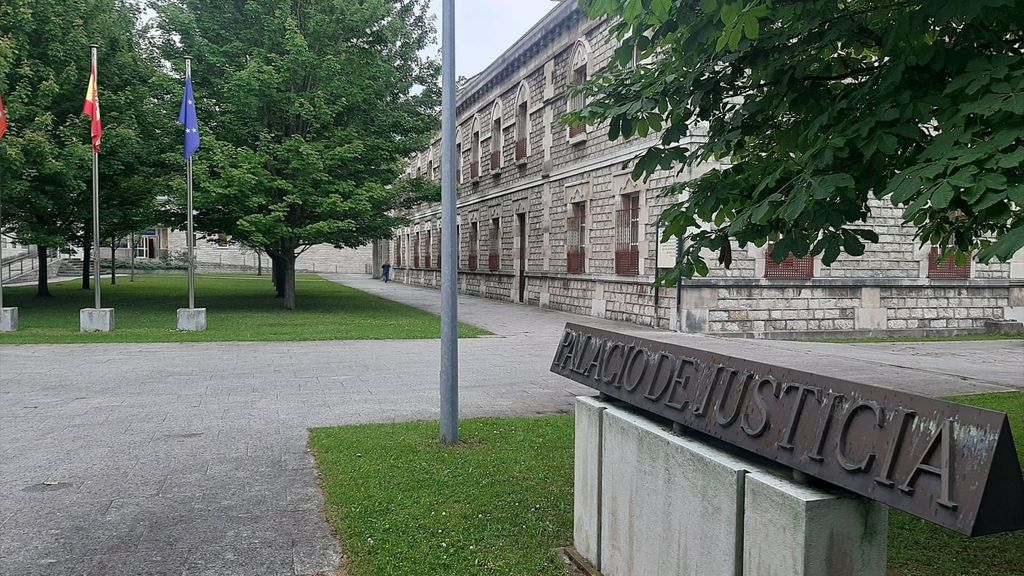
[1,275,1021,576]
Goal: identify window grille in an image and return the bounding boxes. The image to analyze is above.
[615,196,640,276]
[567,203,586,274]
[413,234,420,269]
[424,230,432,269]
[764,244,814,279]
[928,247,971,279]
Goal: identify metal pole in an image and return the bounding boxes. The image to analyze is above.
[439,0,459,445]
[91,44,101,310]
[185,57,196,310]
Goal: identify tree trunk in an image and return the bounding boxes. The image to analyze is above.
[82,238,91,290]
[257,251,262,276]
[110,239,116,285]
[282,253,297,310]
[130,233,136,282]
[273,254,286,298]
[37,245,51,298]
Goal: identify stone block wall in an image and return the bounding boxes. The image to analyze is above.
[387,4,1022,338]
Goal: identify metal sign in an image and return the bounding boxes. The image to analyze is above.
[550,323,1024,536]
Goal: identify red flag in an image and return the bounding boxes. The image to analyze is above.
[0,94,8,141]
[83,64,103,152]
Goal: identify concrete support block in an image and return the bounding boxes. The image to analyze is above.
[80,308,115,333]
[743,472,888,576]
[574,397,605,569]
[855,308,888,331]
[177,308,208,332]
[0,307,18,332]
[600,407,750,576]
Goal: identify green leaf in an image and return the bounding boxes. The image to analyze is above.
[931,182,955,209]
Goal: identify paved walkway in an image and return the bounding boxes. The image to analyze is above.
[1,275,1021,576]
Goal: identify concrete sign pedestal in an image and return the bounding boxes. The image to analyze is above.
[80,308,115,333]
[574,397,887,576]
[176,308,207,332]
[0,307,18,332]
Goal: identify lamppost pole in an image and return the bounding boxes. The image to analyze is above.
[439,0,459,444]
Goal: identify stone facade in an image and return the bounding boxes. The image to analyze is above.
[386,1,1024,338]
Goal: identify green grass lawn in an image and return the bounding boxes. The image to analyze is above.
[310,417,575,576]
[887,391,1024,576]
[310,392,1024,576]
[0,274,488,344]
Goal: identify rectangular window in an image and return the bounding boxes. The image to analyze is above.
[567,202,586,274]
[489,217,501,271]
[413,233,420,269]
[436,229,442,270]
[764,244,814,279]
[615,195,640,276]
[395,236,402,268]
[515,103,529,162]
[424,230,432,269]
[928,247,971,279]
[468,222,479,271]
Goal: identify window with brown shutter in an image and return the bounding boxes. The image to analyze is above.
[489,218,501,271]
[468,222,479,271]
[764,244,814,279]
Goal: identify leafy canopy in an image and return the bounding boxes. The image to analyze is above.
[573,0,1024,281]
[151,0,440,258]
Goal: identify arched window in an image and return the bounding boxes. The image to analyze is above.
[568,41,590,139]
[490,100,503,171]
[514,82,530,162]
[426,148,435,182]
[470,116,481,180]
[455,128,463,185]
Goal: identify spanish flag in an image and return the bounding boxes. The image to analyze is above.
[83,64,102,152]
[0,94,8,141]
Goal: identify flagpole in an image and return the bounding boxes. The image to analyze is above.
[440,0,459,444]
[91,44,101,310]
[185,56,195,310]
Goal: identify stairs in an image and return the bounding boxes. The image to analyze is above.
[59,259,85,277]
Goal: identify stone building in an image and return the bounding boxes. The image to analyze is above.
[385,1,1024,337]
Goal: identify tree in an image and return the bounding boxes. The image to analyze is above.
[152,0,440,310]
[0,0,172,296]
[572,0,1024,282]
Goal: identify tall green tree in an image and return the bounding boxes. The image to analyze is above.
[0,0,173,296]
[572,0,1024,282]
[152,0,440,309]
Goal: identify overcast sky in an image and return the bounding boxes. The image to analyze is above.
[426,0,559,78]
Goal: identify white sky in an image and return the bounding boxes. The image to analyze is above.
[426,0,560,77]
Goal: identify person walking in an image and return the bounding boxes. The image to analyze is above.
[382,261,392,283]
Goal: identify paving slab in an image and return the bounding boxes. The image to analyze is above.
[1,273,1020,575]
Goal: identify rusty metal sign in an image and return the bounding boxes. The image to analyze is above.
[550,323,1024,536]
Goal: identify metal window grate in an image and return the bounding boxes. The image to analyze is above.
[614,205,640,276]
[764,245,814,279]
[567,213,586,274]
[928,247,971,279]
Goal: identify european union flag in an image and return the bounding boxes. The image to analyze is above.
[178,73,200,160]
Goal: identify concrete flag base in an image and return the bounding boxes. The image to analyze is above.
[80,308,115,333]
[0,307,18,332]
[177,308,207,332]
